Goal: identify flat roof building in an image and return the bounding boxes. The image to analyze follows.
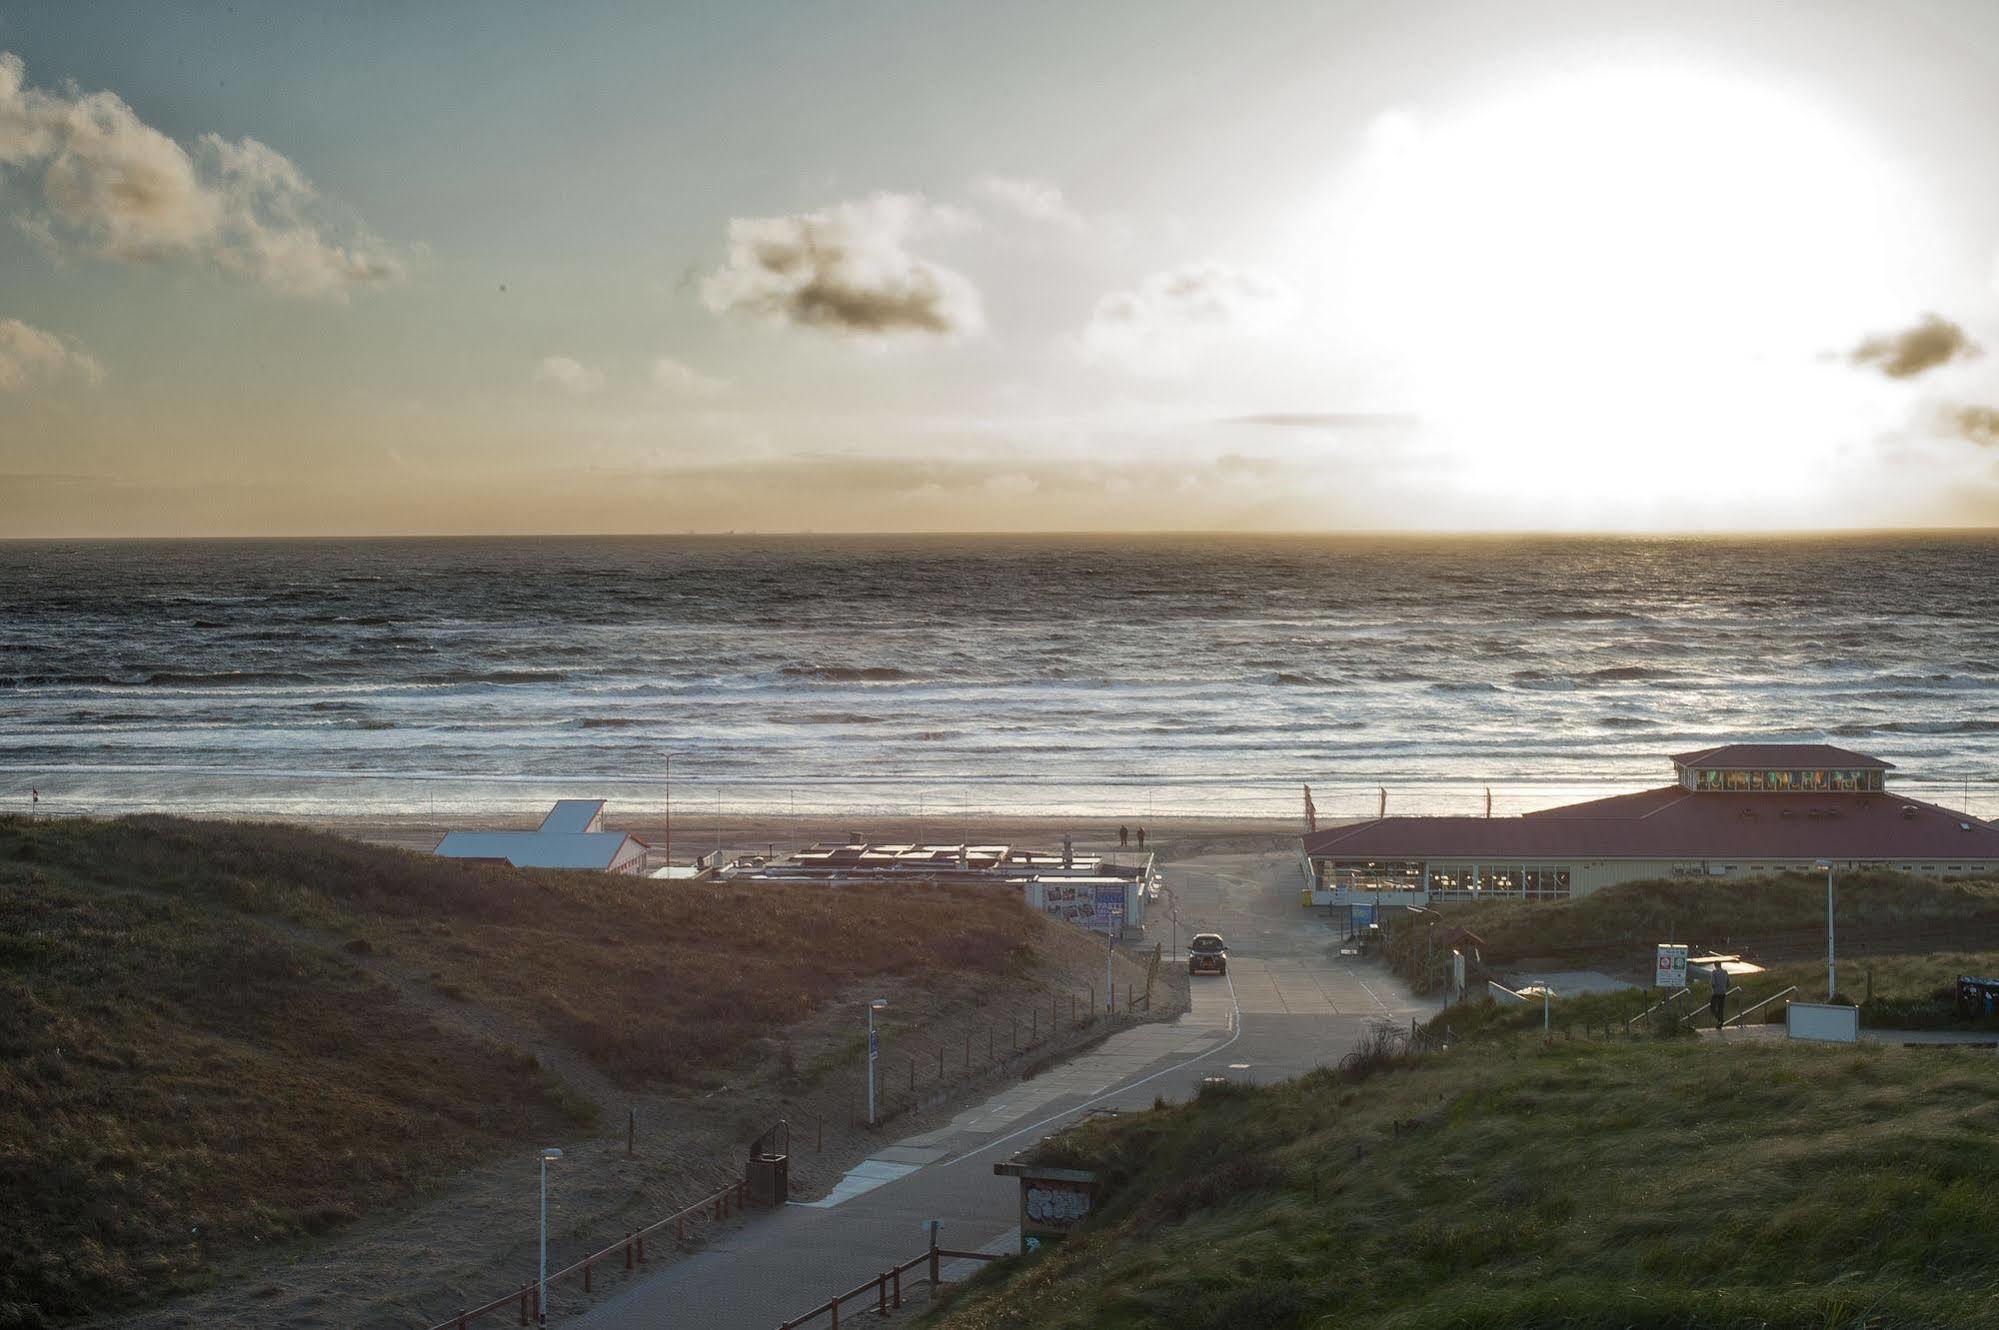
[434,799,649,875]
[1304,744,1999,904]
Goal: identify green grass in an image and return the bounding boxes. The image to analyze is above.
[1429,950,1999,1044]
[926,1037,1999,1329]
[0,814,1048,1326]
[1382,871,1999,995]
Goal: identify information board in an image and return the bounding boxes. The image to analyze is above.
[1655,943,1689,989]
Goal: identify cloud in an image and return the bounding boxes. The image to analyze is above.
[1953,405,1999,447]
[702,192,983,339]
[0,51,402,299]
[650,355,728,397]
[534,356,605,394]
[1223,412,1420,430]
[1076,263,1294,375]
[970,175,1086,231]
[1847,313,1981,380]
[0,318,103,391]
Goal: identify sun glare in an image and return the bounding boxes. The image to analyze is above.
[1328,61,1932,526]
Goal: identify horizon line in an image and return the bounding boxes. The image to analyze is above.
[6,525,1999,543]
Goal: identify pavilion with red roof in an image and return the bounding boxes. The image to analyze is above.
[1302,743,1999,903]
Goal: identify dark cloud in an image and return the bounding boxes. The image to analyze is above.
[702,194,982,339]
[1954,405,1999,447]
[1848,313,1981,379]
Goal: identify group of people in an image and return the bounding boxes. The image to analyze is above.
[1116,824,1147,849]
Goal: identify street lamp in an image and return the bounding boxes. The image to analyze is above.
[866,998,888,1126]
[537,1147,562,1325]
[1814,860,1836,1001]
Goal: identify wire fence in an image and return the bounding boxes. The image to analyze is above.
[858,961,1161,1128]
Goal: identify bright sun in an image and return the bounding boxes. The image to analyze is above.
[1326,60,1935,527]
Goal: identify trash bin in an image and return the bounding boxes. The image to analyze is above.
[747,1151,789,1207]
[1957,975,1999,1018]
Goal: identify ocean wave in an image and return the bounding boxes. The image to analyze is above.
[771,711,888,725]
[1587,665,1683,682]
[1594,716,1658,729]
[410,669,569,685]
[142,670,318,687]
[777,664,912,683]
[577,717,640,728]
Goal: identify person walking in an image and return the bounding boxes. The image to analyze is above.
[1136,825,1146,850]
[1709,961,1730,1030]
[1118,824,1129,848]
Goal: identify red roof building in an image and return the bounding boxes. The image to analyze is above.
[1303,744,1999,902]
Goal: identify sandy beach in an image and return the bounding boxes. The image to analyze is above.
[284,807,1311,865]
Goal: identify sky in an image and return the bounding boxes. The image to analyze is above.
[4,0,1999,536]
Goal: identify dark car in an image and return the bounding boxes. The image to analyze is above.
[1188,933,1228,975]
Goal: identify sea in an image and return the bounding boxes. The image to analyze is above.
[4,534,1999,821]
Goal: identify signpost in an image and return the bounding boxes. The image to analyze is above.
[1655,943,1689,989]
[865,998,887,1127]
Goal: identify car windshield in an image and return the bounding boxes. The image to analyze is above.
[1190,936,1224,952]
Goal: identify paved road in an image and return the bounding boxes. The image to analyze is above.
[570,851,1433,1329]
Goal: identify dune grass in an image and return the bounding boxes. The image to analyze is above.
[929,1036,1999,1329]
[0,814,1046,1325]
[0,850,564,1327]
[1432,949,1999,1046]
[1382,871,1999,995]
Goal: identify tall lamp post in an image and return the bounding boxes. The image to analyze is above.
[1814,859,1836,1001]
[537,1146,562,1325]
[866,998,888,1126]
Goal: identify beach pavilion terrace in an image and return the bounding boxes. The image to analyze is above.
[1303,744,1999,906]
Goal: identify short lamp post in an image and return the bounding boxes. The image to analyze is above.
[537,1147,562,1325]
[1814,859,1836,1002]
[866,998,888,1127]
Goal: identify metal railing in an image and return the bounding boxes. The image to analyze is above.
[422,1178,748,1330]
[774,1242,1003,1328]
[1723,985,1799,1028]
[1627,987,1691,1027]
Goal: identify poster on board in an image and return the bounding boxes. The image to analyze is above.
[1656,943,1689,989]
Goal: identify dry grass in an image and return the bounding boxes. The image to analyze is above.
[931,1037,1999,1329]
[0,814,1047,1326]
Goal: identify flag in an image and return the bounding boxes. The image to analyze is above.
[1303,784,1317,832]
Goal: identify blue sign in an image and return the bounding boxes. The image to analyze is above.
[868,1030,878,1061]
[1351,903,1376,929]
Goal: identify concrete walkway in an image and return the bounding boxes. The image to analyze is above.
[569,851,1430,1329]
